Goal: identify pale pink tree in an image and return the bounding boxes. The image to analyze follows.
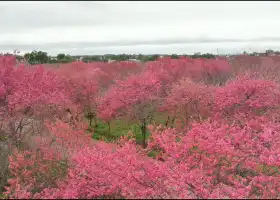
[215,76,280,125]
[56,63,102,127]
[0,55,69,193]
[146,117,280,199]
[98,73,162,148]
[0,56,68,146]
[161,78,214,129]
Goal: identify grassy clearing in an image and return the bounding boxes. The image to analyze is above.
[91,119,146,144]
[85,112,175,159]
[88,112,169,144]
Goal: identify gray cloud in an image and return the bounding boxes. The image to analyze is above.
[3,36,280,50]
[0,2,108,32]
[1,1,280,54]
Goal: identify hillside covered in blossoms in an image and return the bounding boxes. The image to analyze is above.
[0,54,280,199]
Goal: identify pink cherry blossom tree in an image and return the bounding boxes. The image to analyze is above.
[98,73,162,148]
[161,78,214,129]
[215,75,280,124]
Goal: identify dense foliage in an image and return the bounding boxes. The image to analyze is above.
[1,54,280,199]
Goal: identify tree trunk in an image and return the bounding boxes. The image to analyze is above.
[94,116,98,128]
[165,116,170,127]
[0,141,9,192]
[88,113,93,128]
[171,116,176,128]
[141,119,147,149]
[107,121,111,136]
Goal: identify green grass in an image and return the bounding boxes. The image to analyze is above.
[91,119,133,142]
[89,116,157,144]
[0,193,7,199]
[85,112,171,148]
[84,112,178,160]
[147,150,160,158]
[0,135,7,142]
[153,112,170,125]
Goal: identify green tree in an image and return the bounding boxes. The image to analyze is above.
[202,53,215,59]
[171,54,179,59]
[24,51,49,65]
[57,53,66,60]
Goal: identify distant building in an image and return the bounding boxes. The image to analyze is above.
[77,57,83,61]
[128,59,140,62]
[108,59,116,63]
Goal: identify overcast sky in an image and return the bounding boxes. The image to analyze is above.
[1,1,280,55]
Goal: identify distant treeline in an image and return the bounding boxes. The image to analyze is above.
[10,51,217,65]
[3,49,280,65]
